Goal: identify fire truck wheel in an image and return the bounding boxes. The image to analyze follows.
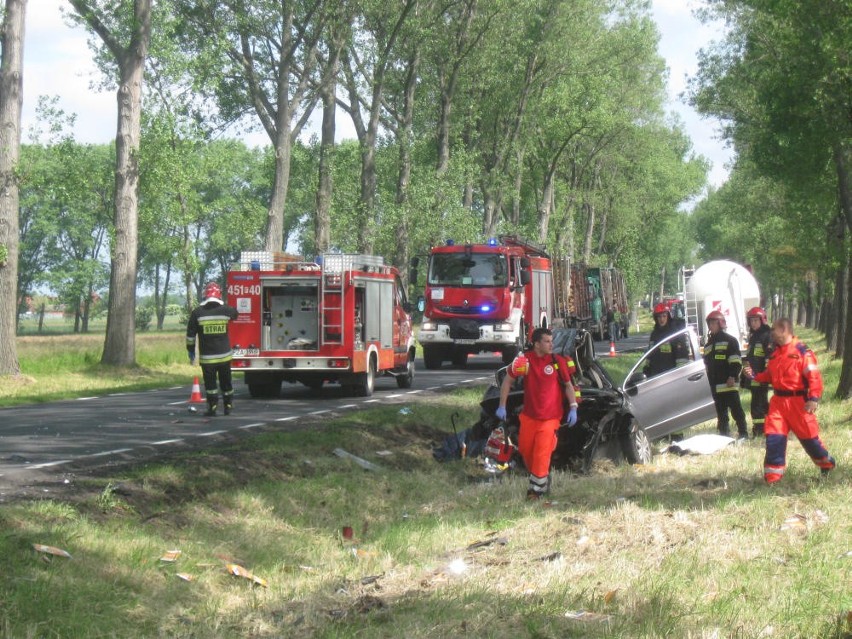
[451,351,468,368]
[396,354,415,388]
[620,419,653,465]
[353,357,376,397]
[303,380,323,392]
[422,346,444,370]
[247,378,282,399]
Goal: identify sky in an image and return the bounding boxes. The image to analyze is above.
[21,0,733,188]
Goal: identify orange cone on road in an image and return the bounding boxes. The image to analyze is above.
[609,341,617,357]
[189,376,205,403]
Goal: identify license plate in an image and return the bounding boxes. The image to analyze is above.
[454,339,476,345]
[233,348,259,357]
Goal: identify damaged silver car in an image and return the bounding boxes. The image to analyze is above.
[479,326,716,470]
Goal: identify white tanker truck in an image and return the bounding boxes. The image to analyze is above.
[678,260,761,346]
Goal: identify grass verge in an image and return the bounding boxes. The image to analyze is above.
[1,327,850,637]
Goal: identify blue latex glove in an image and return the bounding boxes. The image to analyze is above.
[495,406,507,421]
[565,407,578,427]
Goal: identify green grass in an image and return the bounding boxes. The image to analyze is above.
[1,327,850,638]
[2,330,198,406]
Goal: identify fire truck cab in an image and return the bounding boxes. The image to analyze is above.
[227,252,415,398]
[416,236,555,369]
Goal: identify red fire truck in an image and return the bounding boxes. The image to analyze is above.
[415,236,559,368]
[227,252,415,398]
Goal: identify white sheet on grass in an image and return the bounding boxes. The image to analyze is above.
[665,434,735,456]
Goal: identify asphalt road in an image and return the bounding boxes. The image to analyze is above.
[0,336,649,501]
[0,354,505,500]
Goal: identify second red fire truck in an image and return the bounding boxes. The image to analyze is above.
[415,236,561,368]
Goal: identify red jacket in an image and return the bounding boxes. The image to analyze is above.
[753,337,822,401]
[509,350,576,420]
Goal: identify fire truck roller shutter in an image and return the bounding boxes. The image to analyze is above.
[363,279,394,348]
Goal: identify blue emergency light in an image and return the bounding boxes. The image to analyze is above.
[446,239,455,246]
[481,305,492,312]
[487,237,498,246]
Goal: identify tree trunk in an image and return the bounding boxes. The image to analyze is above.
[263,124,293,252]
[0,0,26,376]
[582,201,595,264]
[837,252,852,398]
[101,15,150,366]
[69,0,152,367]
[314,66,336,255]
[393,50,418,285]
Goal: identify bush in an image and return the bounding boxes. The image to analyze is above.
[135,306,153,332]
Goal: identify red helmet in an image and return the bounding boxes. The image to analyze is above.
[202,282,223,304]
[653,303,670,316]
[705,310,726,328]
[747,306,767,324]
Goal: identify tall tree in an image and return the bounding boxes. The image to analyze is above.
[339,0,416,253]
[178,0,329,253]
[0,0,26,376]
[690,0,851,395]
[68,0,153,366]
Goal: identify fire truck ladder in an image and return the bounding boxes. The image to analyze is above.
[679,266,698,333]
[321,264,345,345]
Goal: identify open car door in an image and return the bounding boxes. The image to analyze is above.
[622,327,716,440]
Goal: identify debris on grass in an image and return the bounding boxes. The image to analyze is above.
[176,573,193,582]
[225,563,268,588]
[779,510,828,532]
[32,544,72,559]
[333,448,382,471]
[564,610,612,623]
[159,549,182,562]
[466,535,508,551]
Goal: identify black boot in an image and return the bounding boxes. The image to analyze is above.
[224,402,232,415]
[204,400,218,417]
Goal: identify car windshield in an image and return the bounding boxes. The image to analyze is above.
[427,253,508,287]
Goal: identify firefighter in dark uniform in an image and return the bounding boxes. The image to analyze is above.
[186,282,239,416]
[703,310,748,440]
[743,318,835,483]
[643,303,689,377]
[744,307,771,437]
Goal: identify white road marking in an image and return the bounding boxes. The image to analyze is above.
[385,394,402,399]
[198,430,226,437]
[89,448,133,457]
[240,422,264,430]
[29,460,72,469]
[308,410,331,416]
[275,416,298,422]
[152,439,184,446]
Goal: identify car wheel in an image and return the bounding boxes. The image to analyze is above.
[620,420,652,465]
[396,352,415,388]
[247,379,281,398]
[451,350,468,368]
[423,345,443,370]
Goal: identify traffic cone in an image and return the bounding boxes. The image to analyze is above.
[609,341,617,357]
[189,376,205,403]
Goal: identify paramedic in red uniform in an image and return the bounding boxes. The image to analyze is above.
[496,327,578,500]
[744,318,835,483]
[186,282,239,416]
